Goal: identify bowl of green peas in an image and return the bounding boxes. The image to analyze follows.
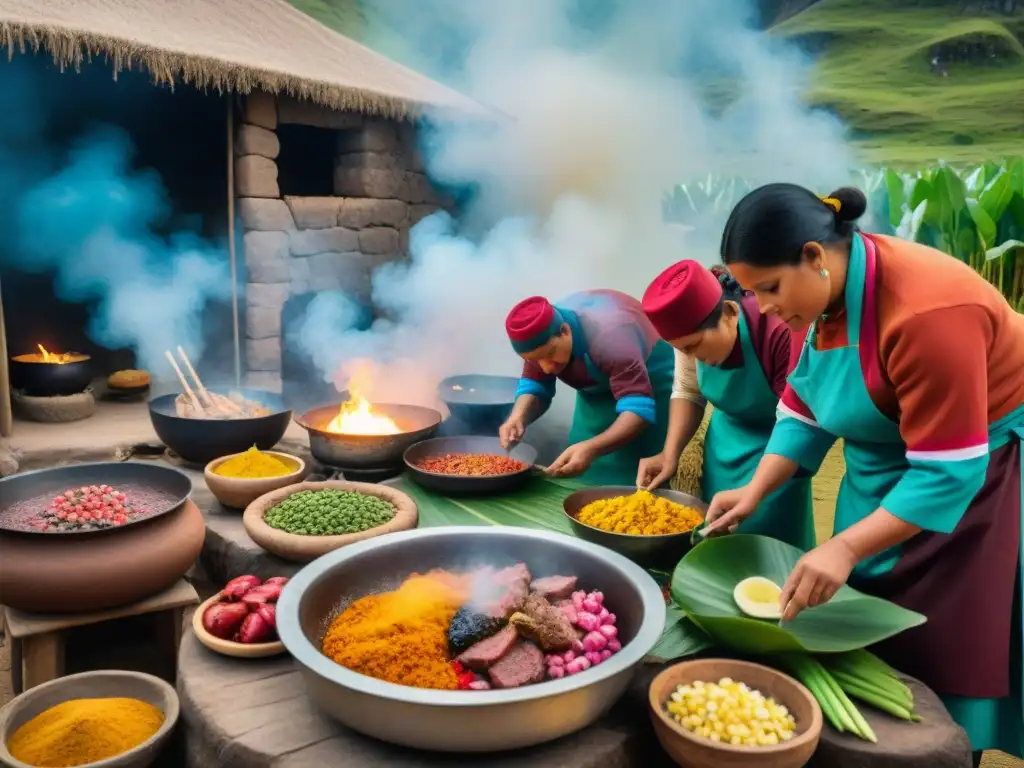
[242,481,419,562]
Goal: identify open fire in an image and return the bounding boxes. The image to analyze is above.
[326,393,401,436]
[13,344,84,365]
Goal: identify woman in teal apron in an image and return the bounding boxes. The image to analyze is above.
[639,260,815,550]
[500,291,675,484]
[706,182,1024,763]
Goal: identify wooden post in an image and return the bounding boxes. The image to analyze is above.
[227,96,241,390]
[0,283,13,437]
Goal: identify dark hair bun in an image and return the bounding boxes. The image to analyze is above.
[710,265,744,299]
[827,186,868,223]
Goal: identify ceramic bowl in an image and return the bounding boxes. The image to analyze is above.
[649,658,822,768]
[0,670,180,768]
[191,593,286,658]
[204,451,308,509]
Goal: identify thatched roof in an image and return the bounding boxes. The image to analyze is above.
[0,0,492,120]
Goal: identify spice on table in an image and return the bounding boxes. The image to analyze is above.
[414,453,528,476]
[214,446,294,479]
[322,572,467,689]
[666,678,796,746]
[39,485,133,532]
[7,697,164,767]
[263,489,395,536]
[577,489,702,535]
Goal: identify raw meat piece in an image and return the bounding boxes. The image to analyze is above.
[530,575,578,602]
[457,625,519,670]
[488,641,546,689]
[512,593,577,652]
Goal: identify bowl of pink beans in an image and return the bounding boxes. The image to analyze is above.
[545,589,622,679]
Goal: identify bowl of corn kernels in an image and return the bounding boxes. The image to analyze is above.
[648,658,822,768]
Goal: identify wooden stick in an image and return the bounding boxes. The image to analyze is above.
[227,96,241,390]
[164,350,203,414]
[176,346,210,404]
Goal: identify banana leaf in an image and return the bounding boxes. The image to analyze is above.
[394,474,587,533]
[671,534,926,654]
[646,605,714,663]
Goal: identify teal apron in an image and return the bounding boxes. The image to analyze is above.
[697,311,816,551]
[786,234,1023,755]
[564,314,674,486]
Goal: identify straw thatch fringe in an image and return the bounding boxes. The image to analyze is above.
[1,21,428,121]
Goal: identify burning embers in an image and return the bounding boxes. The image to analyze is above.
[13,344,86,366]
[325,392,400,436]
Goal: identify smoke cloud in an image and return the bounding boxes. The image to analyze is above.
[295,0,852,448]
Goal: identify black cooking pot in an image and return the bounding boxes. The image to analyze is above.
[148,388,292,465]
[9,353,93,396]
[438,374,519,435]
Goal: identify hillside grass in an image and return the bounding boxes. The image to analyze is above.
[772,0,1024,165]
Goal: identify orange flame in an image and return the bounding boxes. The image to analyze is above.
[36,345,73,364]
[326,392,400,435]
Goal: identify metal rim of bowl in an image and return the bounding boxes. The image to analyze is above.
[438,375,519,406]
[563,486,707,542]
[402,438,537,481]
[276,525,666,707]
[294,403,443,438]
[0,461,193,536]
[0,670,180,767]
[147,391,291,419]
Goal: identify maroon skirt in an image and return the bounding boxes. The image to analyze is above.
[853,439,1021,699]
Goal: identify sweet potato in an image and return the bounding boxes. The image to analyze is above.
[220,575,262,601]
[236,612,272,644]
[202,602,249,639]
[240,583,283,605]
[255,603,277,634]
[264,577,289,586]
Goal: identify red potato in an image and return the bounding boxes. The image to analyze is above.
[255,603,277,634]
[221,575,262,601]
[202,602,250,640]
[236,611,272,644]
[240,583,284,606]
[263,577,289,586]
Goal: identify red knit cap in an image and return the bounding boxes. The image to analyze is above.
[642,260,723,340]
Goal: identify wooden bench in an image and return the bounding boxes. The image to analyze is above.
[4,579,199,694]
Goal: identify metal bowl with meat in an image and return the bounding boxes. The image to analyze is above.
[276,526,665,752]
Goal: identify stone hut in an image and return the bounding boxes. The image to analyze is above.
[0,0,492,435]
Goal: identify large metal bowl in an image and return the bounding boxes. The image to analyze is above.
[295,402,442,469]
[563,486,707,568]
[438,374,518,433]
[276,526,666,752]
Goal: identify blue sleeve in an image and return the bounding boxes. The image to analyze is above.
[515,376,556,401]
[766,412,837,474]
[881,453,988,534]
[615,394,657,425]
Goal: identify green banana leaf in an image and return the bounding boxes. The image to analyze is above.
[671,534,926,654]
[646,605,714,662]
[394,474,587,533]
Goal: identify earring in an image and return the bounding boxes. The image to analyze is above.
[819,268,829,279]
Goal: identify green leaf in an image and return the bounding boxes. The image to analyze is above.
[979,170,1014,225]
[896,199,927,242]
[1007,192,1024,231]
[670,534,926,655]
[967,198,997,249]
[964,166,986,197]
[986,239,1024,262]
[646,605,714,663]
[924,166,967,233]
[883,168,906,228]
[907,176,931,211]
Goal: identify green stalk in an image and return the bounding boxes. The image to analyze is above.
[829,668,914,711]
[803,657,860,736]
[838,679,916,722]
[823,655,913,702]
[808,658,877,743]
[784,655,845,733]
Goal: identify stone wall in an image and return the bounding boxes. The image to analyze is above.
[236,92,449,392]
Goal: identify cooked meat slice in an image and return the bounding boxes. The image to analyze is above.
[488,641,545,689]
[530,575,578,601]
[457,625,519,670]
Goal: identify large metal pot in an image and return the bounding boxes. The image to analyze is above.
[276,526,666,752]
[295,402,442,469]
[438,374,518,434]
[9,352,92,396]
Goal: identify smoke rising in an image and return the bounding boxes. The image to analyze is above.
[296,0,852,444]
[0,56,230,376]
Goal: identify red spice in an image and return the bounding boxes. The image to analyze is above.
[38,485,133,531]
[451,660,475,690]
[415,453,528,476]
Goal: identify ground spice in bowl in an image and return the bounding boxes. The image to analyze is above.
[413,453,528,476]
[7,697,164,767]
[213,446,295,479]
[577,490,703,536]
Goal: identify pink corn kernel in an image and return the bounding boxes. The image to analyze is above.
[576,611,601,632]
[600,649,613,661]
[546,654,565,667]
[566,656,592,675]
[589,590,604,605]
[607,638,622,653]
[598,606,610,620]
[572,638,585,653]
[598,624,618,639]
[582,631,608,653]
[468,680,491,690]
[571,591,586,610]
[585,650,603,666]
[581,597,600,614]
[601,612,617,626]
[547,665,566,679]
[563,650,576,663]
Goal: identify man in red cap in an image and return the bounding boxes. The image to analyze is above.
[637,260,813,550]
[500,289,676,484]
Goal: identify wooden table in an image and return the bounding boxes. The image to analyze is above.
[5,579,199,694]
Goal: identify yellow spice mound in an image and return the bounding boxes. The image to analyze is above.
[322,572,467,690]
[578,489,703,535]
[8,697,164,767]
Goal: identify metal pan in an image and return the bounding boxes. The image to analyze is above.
[0,461,192,536]
[403,435,538,495]
[438,374,518,433]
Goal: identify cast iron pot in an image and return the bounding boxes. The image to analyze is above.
[9,353,92,396]
[438,374,518,434]
[148,388,292,465]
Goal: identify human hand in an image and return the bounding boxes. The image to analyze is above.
[778,537,858,622]
[498,418,525,450]
[702,487,758,537]
[546,442,596,478]
[636,452,676,490]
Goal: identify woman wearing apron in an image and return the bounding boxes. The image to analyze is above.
[705,182,1024,764]
[499,291,675,484]
[637,260,815,550]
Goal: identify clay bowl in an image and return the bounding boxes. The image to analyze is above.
[243,480,418,563]
[204,451,309,509]
[0,670,180,768]
[563,486,707,569]
[191,594,286,658]
[649,659,822,768]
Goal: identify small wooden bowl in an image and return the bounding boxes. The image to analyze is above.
[242,480,418,563]
[0,670,179,768]
[191,594,286,658]
[204,451,309,509]
[649,658,821,768]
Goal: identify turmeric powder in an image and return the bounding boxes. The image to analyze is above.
[577,489,703,535]
[214,445,294,479]
[322,572,467,690]
[7,697,164,767]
